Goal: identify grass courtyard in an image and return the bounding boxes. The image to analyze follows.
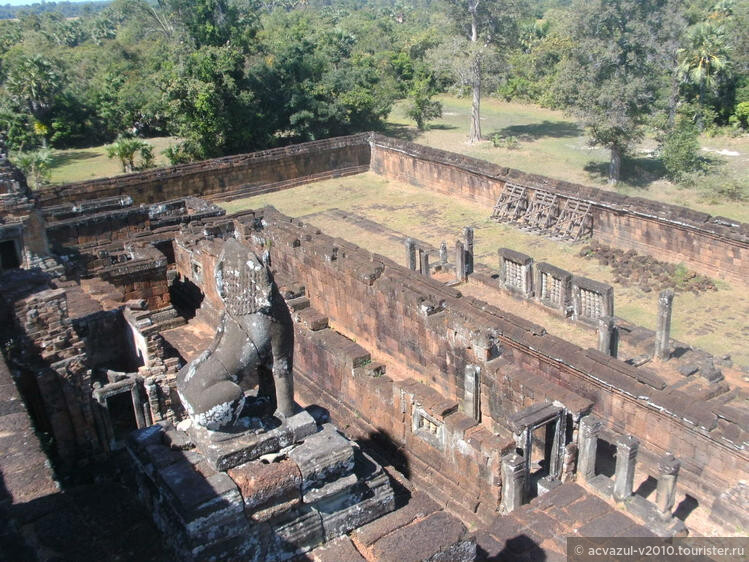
[47,136,181,185]
[385,96,749,223]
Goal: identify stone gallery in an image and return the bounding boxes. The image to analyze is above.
[0,133,747,560]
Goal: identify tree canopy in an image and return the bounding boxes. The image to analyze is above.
[0,0,744,177]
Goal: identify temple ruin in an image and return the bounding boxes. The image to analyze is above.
[0,133,747,560]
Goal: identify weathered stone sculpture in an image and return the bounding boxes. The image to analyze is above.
[176,238,295,430]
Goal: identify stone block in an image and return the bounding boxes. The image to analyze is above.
[227,458,302,521]
[289,423,355,493]
[189,410,317,471]
[369,511,473,562]
[310,536,366,562]
[269,505,325,558]
[352,491,440,548]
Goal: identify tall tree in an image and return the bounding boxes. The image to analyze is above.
[441,0,524,143]
[678,21,730,127]
[556,0,664,184]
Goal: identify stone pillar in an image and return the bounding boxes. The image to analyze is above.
[463,365,480,422]
[455,241,467,282]
[463,226,474,275]
[501,453,526,513]
[549,413,567,479]
[145,380,162,422]
[654,288,675,360]
[578,415,602,481]
[597,316,616,357]
[613,435,639,501]
[440,241,448,265]
[420,250,430,278]
[131,384,147,429]
[655,454,681,520]
[405,238,417,270]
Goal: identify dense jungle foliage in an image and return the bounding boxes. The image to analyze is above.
[0,0,746,182]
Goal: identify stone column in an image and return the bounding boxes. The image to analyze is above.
[597,316,616,357]
[405,238,417,270]
[578,416,602,481]
[463,226,474,275]
[145,380,162,422]
[131,384,147,429]
[654,288,675,360]
[613,435,639,501]
[655,454,681,520]
[455,241,467,282]
[420,250,430,278]
[463,365,481,422]
[440,241,448,265]
[501,453,526,513]
[549,413,567,480]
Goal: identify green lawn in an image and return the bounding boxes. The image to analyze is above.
[385,96,749,223]
[47,137,181,185]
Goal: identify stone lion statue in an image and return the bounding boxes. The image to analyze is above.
[176,238,295,430]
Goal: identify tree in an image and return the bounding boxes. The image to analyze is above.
[440,0,524,143]
[14,148,52,188]
[3,54,62,145]
[106,136,154,173]
[406,76,442,130]
[661,116,702,180]
[678,21,730,128]
[556,0,664,184]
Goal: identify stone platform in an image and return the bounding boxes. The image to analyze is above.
[127,409,397,561]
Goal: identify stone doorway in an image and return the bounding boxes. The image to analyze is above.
[0,238,21,270]
[509,401,567,500]
[107,391,138,443]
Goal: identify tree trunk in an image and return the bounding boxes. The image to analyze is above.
[469,57,482,143]
[468,0,481,144]
[609,146,622,185]
[667,72,679,127]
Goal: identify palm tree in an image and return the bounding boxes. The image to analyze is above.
[106,136,153,173]
[677,22,730,127]
[15,149,53,189]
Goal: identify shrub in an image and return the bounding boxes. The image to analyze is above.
[14,148,52,188]
[491,134,520,149]
[661,117,703,181]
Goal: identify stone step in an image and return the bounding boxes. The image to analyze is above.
[289,423,355,494]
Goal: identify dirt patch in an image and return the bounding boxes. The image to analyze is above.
[579,241,717,294]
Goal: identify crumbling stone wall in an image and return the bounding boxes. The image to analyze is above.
[46,207,151,253]
[35,132,747,282]
[5,284,105,464]
[368,134,748,282]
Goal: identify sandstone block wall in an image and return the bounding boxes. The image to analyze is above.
[36,133,747,283]
[1,279,105,465]
[35,134,371,207]
[231,208,746,515]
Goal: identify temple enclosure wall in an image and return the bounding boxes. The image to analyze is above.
[35,133,747,281]
[368,135,748,282]
[34,134,371,207]
[224,208,746,518]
